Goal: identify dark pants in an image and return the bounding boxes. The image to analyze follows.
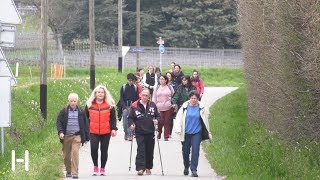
[135,134,155,171]
[90,133,111,168]
[170,111,177,135]
[182,131,202,172]
[158,108,173,138]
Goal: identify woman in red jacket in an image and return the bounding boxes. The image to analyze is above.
[85,85,117,176]
[190,70,204,100]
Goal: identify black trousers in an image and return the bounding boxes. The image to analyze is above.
[90,133,111,168]
[135,133,155,171]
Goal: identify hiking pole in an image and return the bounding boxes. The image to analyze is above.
[129,129,134,171]
[155,125,164,176]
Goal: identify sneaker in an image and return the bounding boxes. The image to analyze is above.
[183,168,189,175]
[72,175,78,179]
[92,166,99,176]
[127,136,133,141]
[145,169,151,175]
[100,168,105,176]
[191,171,198,177]
[66,172,72,177]
[137,169,144,176]
[164,138,169,141]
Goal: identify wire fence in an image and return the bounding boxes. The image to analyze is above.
[3,32,243,68]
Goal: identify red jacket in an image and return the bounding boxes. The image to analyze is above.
[191,77,204,94]
[86,102,117,134]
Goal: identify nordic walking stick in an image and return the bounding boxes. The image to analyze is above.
[129,129,134,171]
[155,125,164,176]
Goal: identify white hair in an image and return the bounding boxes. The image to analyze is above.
[86,85,115,108]
[68,93,79,100]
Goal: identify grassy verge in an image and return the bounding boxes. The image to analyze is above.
[204,87,320,179]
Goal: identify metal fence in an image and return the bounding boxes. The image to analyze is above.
[4,32,243,68]
[62,46,243,68]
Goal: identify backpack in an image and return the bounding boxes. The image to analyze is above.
[116,84,138,121]
[122,84,137,93]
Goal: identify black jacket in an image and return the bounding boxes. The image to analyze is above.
[128,100,160,135]
[56,105,89,145]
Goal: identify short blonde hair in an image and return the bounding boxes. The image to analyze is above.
[68,93,79,100]
[86,85,115,108]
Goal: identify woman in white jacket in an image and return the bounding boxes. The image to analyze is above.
[174,91,212,177]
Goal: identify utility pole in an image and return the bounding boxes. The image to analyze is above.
[40,0,48,120]
[118,0,123,73]
[136,0,140,71]
[89,0,95,90]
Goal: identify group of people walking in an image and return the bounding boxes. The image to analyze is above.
[56,62,211,179]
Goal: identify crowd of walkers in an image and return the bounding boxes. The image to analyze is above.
[56,62,211,179]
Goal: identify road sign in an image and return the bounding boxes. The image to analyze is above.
[122,46,130,57]
[156,37,164,45]
[0,24,16,47]
[0,77,11,127]
[159,44,165,54]
[0,49,16,86]
[130,47,145,53]
[0,0,22,24]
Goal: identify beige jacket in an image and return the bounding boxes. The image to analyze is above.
[173,100,212,142]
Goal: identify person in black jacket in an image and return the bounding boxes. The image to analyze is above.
[56,93,89,179]
[172,64,184,90]
[119,73,139,141]
[128,89,160,176]
[142,65,158,96]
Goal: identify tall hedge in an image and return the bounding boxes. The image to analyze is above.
[238,0,320,141]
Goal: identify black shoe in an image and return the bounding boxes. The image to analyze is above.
[191,171,198,177]
[157,134,161,139]
[72,175,79,179]
[164,138,169,141]
[66,172,72,178]
[183,168,189,175]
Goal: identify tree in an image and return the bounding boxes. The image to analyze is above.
[160,0,239,48]
[18,0,88,58]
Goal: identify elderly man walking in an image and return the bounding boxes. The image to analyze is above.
[56,93,89,179]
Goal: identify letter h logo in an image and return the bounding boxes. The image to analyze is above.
[11,150,29,171]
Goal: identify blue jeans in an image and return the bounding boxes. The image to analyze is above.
[122,107,132,138]
[181,131,202,172]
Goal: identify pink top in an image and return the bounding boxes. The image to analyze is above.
[152,85,174,111]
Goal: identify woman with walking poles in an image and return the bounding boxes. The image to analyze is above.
[128,88,161,176]
[174,91,212,177]
[85,85,118,176]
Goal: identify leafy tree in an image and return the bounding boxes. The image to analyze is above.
[18,0,88,57]
[160,0,239,48]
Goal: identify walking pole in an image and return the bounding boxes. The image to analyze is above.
[155,125,164,176]
[129,129,134,171]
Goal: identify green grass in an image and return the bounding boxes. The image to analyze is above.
[204,87,320,179]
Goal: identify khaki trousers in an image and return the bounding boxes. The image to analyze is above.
[63,135,81,175]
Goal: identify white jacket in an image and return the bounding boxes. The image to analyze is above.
[174,100,212,142]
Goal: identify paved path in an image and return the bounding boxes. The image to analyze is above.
[66,87,237,179]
